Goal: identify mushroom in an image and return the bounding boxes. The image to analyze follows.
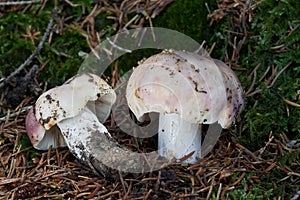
[126,50,244,163]
[26,73,169,174]
[25,73,116,158]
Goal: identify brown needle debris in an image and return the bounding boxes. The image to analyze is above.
[0,107,299,199]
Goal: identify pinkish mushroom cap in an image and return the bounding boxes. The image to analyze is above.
[25,108,66,150]
[126,50,234,126]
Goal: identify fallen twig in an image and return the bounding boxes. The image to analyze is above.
[0,106,32,122]
[0,0,40,6]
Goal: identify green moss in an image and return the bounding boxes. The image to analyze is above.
[154,0,217,42]
[0,11,50,76]
[239,0,300,148]
[38,27,89,85]
[209,0,300,149]
[0,0,121,85]
[224,173,274,199]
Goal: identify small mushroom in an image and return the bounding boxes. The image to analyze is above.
[126,50,244,163]
[26,73,169,174]
[25,73,116,154]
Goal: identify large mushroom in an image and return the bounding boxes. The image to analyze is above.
[25,73,116,162]
[126,50,244,163]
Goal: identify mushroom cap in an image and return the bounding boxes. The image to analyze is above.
[35,73,116,130]
[126,50,244,127]
[25,108,66,150]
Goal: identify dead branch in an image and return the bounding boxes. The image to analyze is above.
[0,0,40,6]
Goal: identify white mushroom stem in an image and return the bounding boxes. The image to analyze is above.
[57,107,110,162]
[157,113,201,163]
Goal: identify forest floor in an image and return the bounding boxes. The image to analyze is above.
[0,0,299,199]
